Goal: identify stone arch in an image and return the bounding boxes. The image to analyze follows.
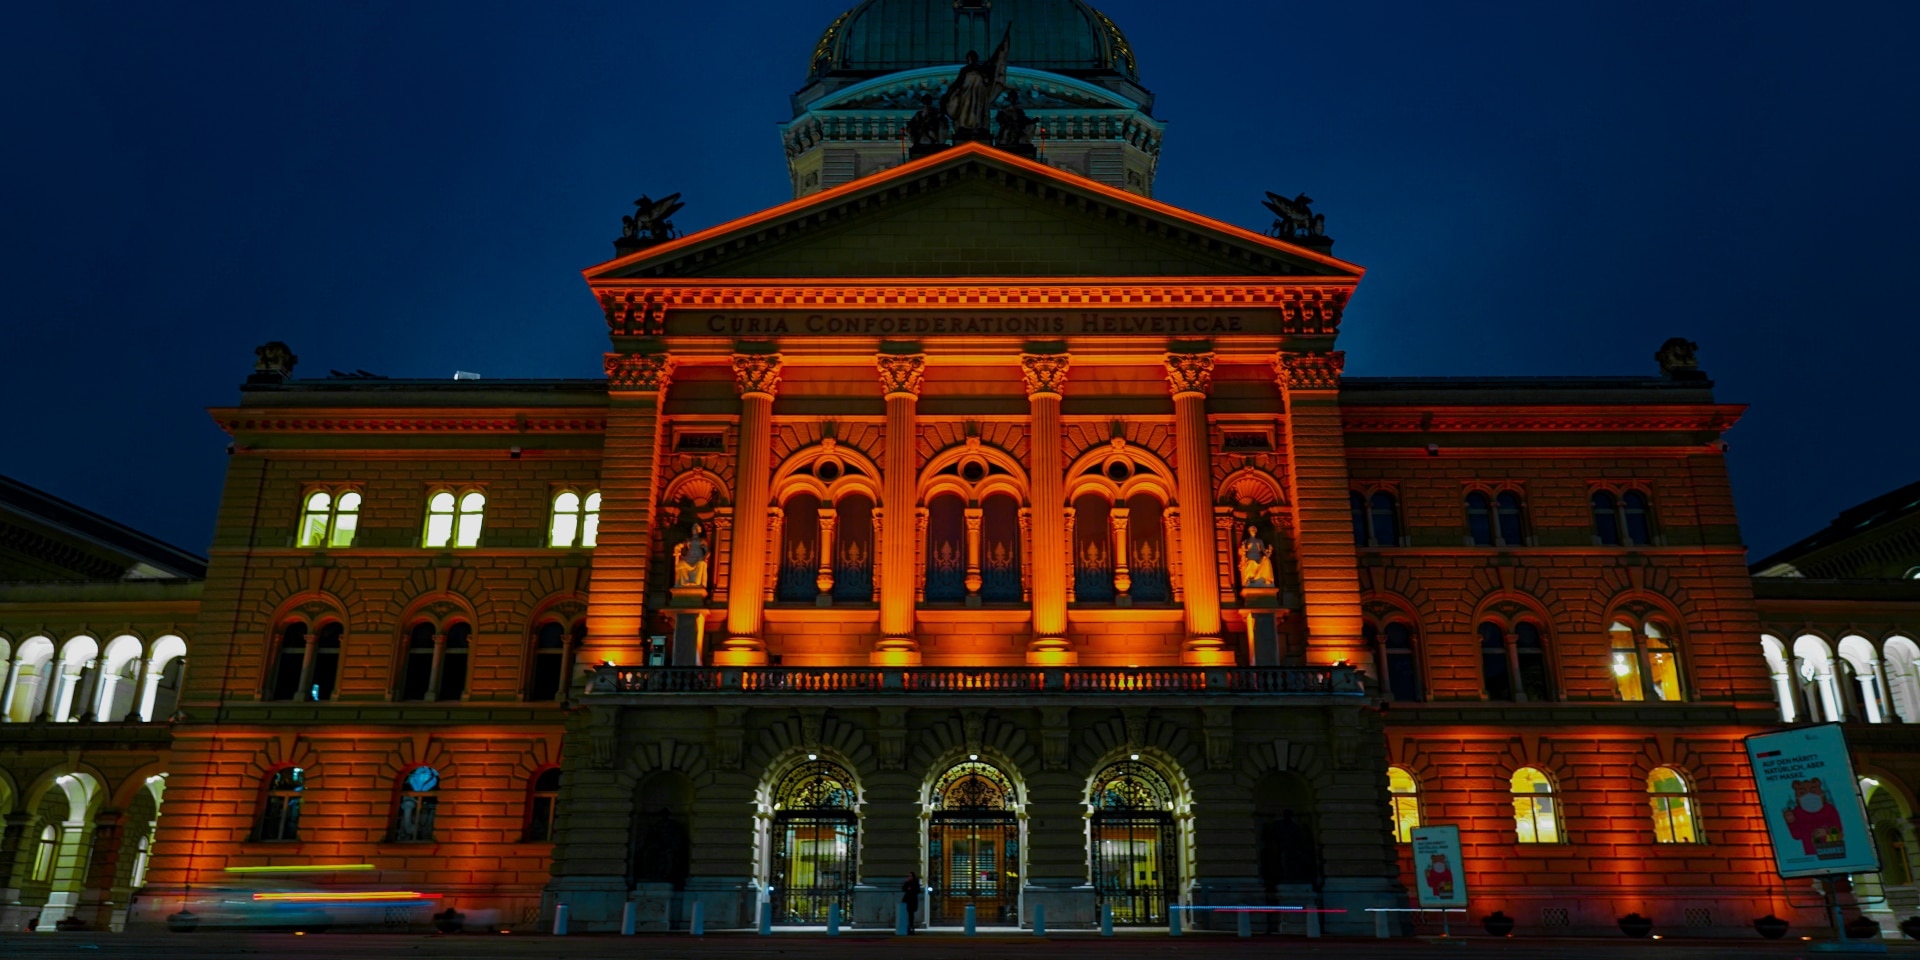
[1063,443,1179,507]
[744,711,879,786]
[919,438,1032,506]
[1072,713,1205,797]
[908,710,1043,799]
[19,764,108,822]
[1216,464,1288,508]
[770,440,885,507]
[660,467,732,515]
[107,760,172,811]
[1588,566,1698,627]
[256,566,371,633]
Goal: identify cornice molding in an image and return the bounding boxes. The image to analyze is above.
[212,411,609,436]
[1341,405,1745,434]
[604,352,674,392]
[1277,351,1345,391]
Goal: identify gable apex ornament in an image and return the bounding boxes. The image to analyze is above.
[1163,352,1215,397]
[604,352,674,392]
[1276,351,1346,391]
[732,353,784,398]
[1262,191,1333,251]
[876,354,927,398]
[615,192,685,255]
[1020,353,1070,397]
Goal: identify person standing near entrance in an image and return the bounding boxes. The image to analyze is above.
[902,871,923,933]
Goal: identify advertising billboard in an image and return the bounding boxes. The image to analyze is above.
[1410,824,1467,907]
[1744,723,1880,879]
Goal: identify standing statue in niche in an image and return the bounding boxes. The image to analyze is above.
[1239,530,1276,588]
[940,30,1011,141]
[673,524,709,588]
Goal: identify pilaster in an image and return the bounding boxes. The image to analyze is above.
[588,350,673,668]
[1166,349,1230,664]
[1275,351,1366,664]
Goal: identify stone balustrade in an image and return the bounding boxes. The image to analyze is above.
[590,664,1364,697]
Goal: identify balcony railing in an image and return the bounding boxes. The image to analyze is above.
[590,665,1363,696]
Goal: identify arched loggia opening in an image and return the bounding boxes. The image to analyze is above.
[769,758,858,924]
[926,759,1019,926]
[631,772,693,892]
[1089,759,1180,926]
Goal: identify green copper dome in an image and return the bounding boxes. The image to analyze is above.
[807,0,1139,83]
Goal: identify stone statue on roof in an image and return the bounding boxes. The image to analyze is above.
[907,94,949,147]
[941,29,1011,140]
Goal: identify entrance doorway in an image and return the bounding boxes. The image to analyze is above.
[769,759,858,924]
[927,759,1019,925]
[1090,760,1179,925]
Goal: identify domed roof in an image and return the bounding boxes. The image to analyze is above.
[808,0,1138,83]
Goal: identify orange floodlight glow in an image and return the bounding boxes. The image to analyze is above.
[252,891,442,903]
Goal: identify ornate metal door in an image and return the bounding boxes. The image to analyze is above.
[1089,760,1180,925]
[769,759,859,924]
[927,760,1019,925]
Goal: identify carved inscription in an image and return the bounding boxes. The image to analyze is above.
[670,309,1284,337]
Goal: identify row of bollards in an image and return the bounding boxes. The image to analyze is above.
[556,898,1254,938]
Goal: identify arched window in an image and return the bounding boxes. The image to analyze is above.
[1622,492,1652,546]
[1794,635,1843,722]
[776,493,821,602]
[1761,635,1799,722]
[1644,623,1682,702]
[255,767,304,841]
[1370,491,1399,547]
[1349,491,1367,547]
[1126,493,1171,603]
[400,623,436,701]
[1611,620,1685,702]
[980,493,1023,603]
[1591,491,1621,546]
[4,636,55,723]
[1515,622,1550,700]
[1647,767,1699,843]
[391,767,441,842]
[268,622,308,701]
[1466,492,1494,546]
[525,768,561,842]
[832,493,875,602]
[770,758,859,924]
[549,491,602,548]
[438,623,470,701]
[1496,491,1525,546]
[927,759,1018,925]
[1883,636,1920,723]
[310,623,341,702]
[1366,621,1423,702]
[1510,767,1560,843]
[33,825,58,881]
[424,492,456,547]
[924,493,968,602]
[267,622,341,703]
[529,622,567,701]
[424,491,485,548]
[1480,622,1514,701]
[298,490,360,548]
[48,636,98,722]
[1387,766,1421,842]
[1072,493,1115,602]
[1089,759,1179,925]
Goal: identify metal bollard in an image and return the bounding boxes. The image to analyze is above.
[896,902,909,936]
[828,902,840,936]
[1375,909,1388,939]
[621,900,637,936]
[553,903,569,936]
[1307,907,1321,939]
[964,902,976,936]
[1033,902,1046,936]
[1170,907,1182,937]
[690,900,705,936]
[759,900,773,935]
[1237,909,1251,938]
[1101,903,1113,936]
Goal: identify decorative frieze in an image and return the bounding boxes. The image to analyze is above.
[604,352,674,392]
[1276,350,1346,391]
[1020,354,1070,397]
[731,353,783,398]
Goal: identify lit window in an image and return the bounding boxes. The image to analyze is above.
[1387,767,1421,842]
[1645,624,1683,701]
[425,490,484,548]
[1647,767,1699,843]
[1611,622,1644,701]
[424,492,457,547]
[392,767,441,842]
[1511,767,1560,843]
[297,490,361,548]
[33,825,58,881]
[456,492,485,547]
[1612,620,1686,703]
[549,491,602,548]
[527,768,562,842]
[256,767,304,841]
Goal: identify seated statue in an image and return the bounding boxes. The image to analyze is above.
[1239,531,1276,588]
[672,524,709,588]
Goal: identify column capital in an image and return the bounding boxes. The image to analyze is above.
[603,352,674,392]
[876,353,927,398]
[1163,351,1215,397]
[731,353,784,398]
[1020,353,1070,397]
[1275,350,1346,391]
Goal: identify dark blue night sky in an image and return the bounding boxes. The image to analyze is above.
[2,1,1915,559]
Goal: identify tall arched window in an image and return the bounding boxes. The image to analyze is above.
[1515,622,1550,700]
[4,637,55,723]
[1591,491,1621,546]
[400,623,437,701]
[1611,620,1685,702]
[832,493,875,603]
[299,490,360,548]
[1072,493,1114,602]
[526,768,561,842]
[770,758,859,924]
[1125,493,1170,602]
[268,622,309,701]
[310,623,341,702]
[1366,621,1423,702]
[529,622,568,701]
[549,491,602,548]
[33,825,58,881]
[1647,767,1699,843]
[1480,622,1514,701]
[1387,766,1421,842]
[1761,635,1799,722]
[1466,492,1494,546]
[1883,636,1920,723]
[391,767,441,842]
[1794,635,1843,722]
[924,493,967,602]
[980,493,1023,603]
[255,767,304,842]
[776,493,821,602]
[1370,491,1399,547]
[438,623,470,701]
[1510,767,1560,843]
[1089,759,1179,925]
[1496,491,1525,546]
[927,759,1018,925]
[1622,491,1652,546]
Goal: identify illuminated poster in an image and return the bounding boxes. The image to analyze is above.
[1410,824,1467,907]
[1744,723,1880,879]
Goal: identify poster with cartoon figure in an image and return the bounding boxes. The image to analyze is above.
[1410,825,1467,907]
[1744,723,1879,878]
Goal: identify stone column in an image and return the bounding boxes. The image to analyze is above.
[1276,352,1368,666]
[120,655,150,721]
[963,505,984,605]
[75,809,124,930]
[588,351,674,670]
[1021,353,1074,664]
[426,632,448,701]
[874,352,925,664]
[1165,350,1230,664]
[719,352,781,665]
[294,633,318,702]
[1110,505,1133,603]
[814,507,838,603]
[0,657,19,719]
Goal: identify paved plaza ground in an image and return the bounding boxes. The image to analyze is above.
[0,931,1915,960]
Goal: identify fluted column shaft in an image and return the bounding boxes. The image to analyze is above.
[1167,352,1224,639]
[876,353,925,662]
[721,354,781,661]
[1022,354,1071,656]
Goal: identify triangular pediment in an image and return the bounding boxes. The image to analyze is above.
[586,143,1361,281]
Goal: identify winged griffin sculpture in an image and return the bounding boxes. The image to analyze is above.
[1262,191,1326,240]
[622,193,685,244]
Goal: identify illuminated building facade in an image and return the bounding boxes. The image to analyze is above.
[3,0,1917,938]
